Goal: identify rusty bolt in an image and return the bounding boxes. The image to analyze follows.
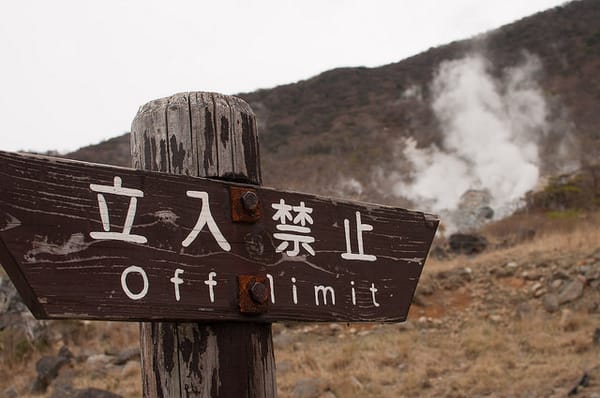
[249,281,268,304]
[241,191,259,212]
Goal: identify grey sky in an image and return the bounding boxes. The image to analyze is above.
[0,0,566,153]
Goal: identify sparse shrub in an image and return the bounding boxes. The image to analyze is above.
[461,323,505,360]
[586,29,600,47]
[0,328,33,364]
[53,320,90,345]
[525,166,600,213]
[547,209,582,219]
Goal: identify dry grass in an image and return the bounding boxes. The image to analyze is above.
[273,211,600,397]
[429,210,600,275]
[275,314,600,397]
[0,321,141,397]
[3,211,600,397]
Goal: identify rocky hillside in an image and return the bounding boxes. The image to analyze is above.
[3,210,600,396]
[3,2,596,396]
[66,0,600,208]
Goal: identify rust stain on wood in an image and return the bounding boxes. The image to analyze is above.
[238,275,270,314]
[229,186,261,223]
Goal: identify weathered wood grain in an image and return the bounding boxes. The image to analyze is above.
[140,322,273,397]
[0,150,438,322]
[191,92,218,177]
[175,322,221,396]
[229,95,262,184]
[131,92,276,397]
[166,93,196,176]
[131,98,169,172]
[213,94,235,178]
[0,149,437,322]
[0,91,439,397]
[140,322,181,397]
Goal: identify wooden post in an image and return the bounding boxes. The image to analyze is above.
[130,92,276,397]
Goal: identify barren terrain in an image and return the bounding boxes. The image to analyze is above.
[2,211,600,397]
[2,1,599,396]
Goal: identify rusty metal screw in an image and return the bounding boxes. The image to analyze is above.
[241,191,259,212]
[249,281,268,304]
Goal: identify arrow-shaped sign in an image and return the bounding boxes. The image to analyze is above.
[0,151,438,322]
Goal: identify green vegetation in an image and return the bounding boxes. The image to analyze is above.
[547,209,582,220]
[57,0,600,216]
[0,328,44,364]
[525,166,600,215]
[586,29,600,47]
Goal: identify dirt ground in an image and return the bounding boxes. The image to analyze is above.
[2,212,600,397]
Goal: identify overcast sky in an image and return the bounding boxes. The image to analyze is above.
[0,0,567,153]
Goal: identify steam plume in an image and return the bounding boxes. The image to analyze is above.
[394,53,548,220]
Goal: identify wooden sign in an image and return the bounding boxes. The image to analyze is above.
[0,150,438,322]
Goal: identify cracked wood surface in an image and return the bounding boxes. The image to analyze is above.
[133,92,274,397]
[0,91,438,396]
[0,149,437,322]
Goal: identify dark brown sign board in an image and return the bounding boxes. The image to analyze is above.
[0,151,438,323]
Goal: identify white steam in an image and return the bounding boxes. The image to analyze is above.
[394,53,548,217]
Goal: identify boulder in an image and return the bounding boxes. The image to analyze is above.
[0,276,27,314]
[567,372,590,396]
[50,386,123,398]
[492,262,518,277]
[318,392,337,398]
[437,268,473,290]
[49,383,75,398]
[0,277,50,346]
[557,280,584,305]
[111,347,140,366]
[30,345,75,395]
[583,266,600,282]
[542,294,560,313]
[515,302,534,319]
[448,233,487,255]
[594,328,600,346]
[74,389,123,398]
[31,355,70,394]
[3,387,17,398]
[292,378,326,398]
[429,246,449,260]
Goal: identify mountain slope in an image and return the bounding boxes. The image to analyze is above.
[67,0,600,207]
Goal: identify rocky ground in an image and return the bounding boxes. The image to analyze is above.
[273,228,600,398]
[2,212,600,397]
